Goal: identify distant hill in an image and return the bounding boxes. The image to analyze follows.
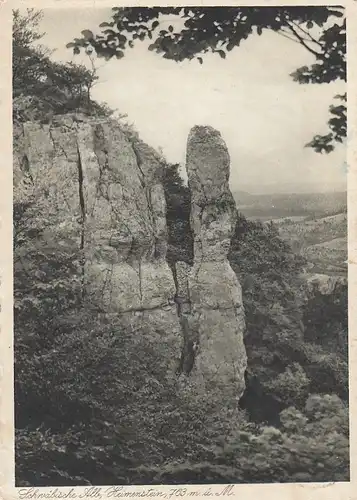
[233,189,347,277]
[276,213,347,276]
[233,191,347,220]
[236,182,347,195]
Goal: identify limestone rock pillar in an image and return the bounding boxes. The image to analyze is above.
[184,125,247,402]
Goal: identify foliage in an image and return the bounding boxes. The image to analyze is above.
[303,281,347,352]
[304,93,346,153]
[13,8,45,49]
[13,9,112,124]
[228,215,306,421]
[69,6,346,153]
[226,213,348,421]
[301,281,348,400]
[137,394,349,484]
[161,164,193,266]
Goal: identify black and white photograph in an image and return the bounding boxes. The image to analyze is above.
[11,3,349,488]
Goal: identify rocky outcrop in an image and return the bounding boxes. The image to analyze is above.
[176,126,247,402]
[14,116,247,402]
[305,273,347,295]
[14,114,182,377]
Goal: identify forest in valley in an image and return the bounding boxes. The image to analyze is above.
[13,8,348,486]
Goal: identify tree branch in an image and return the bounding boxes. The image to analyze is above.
[276,29,306,46]
[285,21,322,58]
[289,19,323,48]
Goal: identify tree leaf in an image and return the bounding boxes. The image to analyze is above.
[103,29,116,36]
[81,30,94,41]
[99,22,112,28]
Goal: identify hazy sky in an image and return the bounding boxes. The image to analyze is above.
[38,7,346,194]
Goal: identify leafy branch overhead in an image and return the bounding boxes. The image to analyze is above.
[68,6,346,154]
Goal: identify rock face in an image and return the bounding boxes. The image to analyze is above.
[14,116,247,402]
[14,114,182,376]
[177,125,247,402]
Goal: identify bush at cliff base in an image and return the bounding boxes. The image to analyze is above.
[140,394,348,484]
